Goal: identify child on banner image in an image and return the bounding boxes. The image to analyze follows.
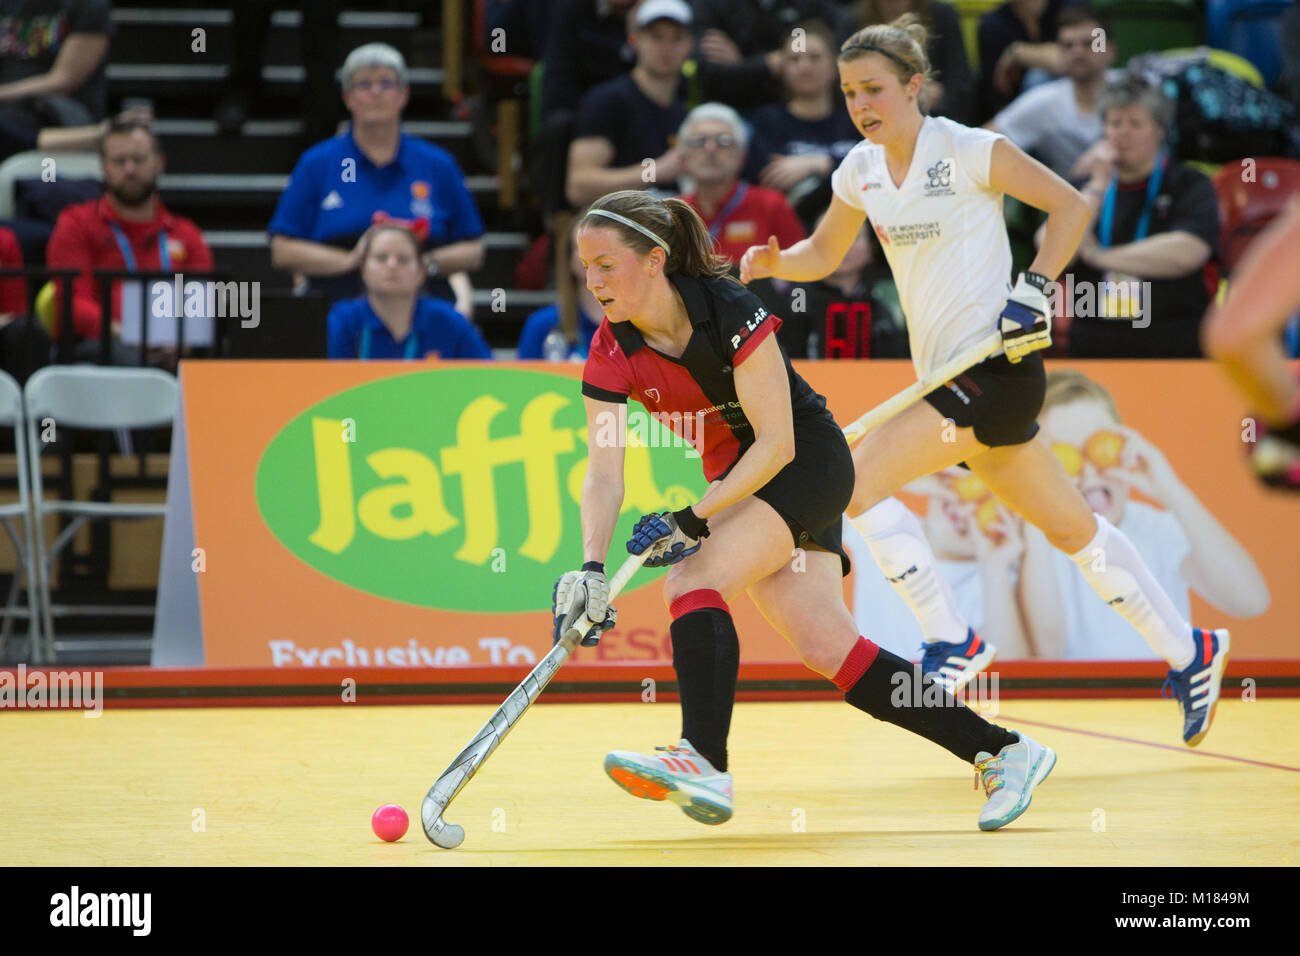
[551,189,1057,832]
[1021,370,1269,659]
[327,225,491,360]
[738,14,1231,746]
[842,470,1030,661]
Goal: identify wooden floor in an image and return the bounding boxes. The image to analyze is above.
[6,700,1298,866]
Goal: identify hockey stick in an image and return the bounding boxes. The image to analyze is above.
[842,331,1005,444]
[422,550,649,848]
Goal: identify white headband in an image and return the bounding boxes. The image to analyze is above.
[586,209,671,254]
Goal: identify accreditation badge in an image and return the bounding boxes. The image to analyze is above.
[1100,271,1143,320]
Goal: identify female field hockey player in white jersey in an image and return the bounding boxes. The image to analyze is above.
[740,14,1230,747]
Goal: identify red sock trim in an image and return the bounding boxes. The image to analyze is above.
[669,588,729,620]
[832,636,880,692]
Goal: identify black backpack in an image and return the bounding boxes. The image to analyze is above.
[1127,52,1300,163]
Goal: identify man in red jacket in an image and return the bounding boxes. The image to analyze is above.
[46,117,213,360]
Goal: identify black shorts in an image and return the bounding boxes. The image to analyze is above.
[750,417,854,577]
[922,352,1046,448]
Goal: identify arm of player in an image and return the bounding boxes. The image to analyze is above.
[989,138,1091,282]
[740,194,864,284]
[1202,201,1300,420]
[691,335,795,521]
[581,396,627,566]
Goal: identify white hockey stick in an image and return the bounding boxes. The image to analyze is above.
[422,551,648,848]
[842,331,1005,444]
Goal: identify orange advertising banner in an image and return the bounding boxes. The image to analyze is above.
[178,360,1297,667]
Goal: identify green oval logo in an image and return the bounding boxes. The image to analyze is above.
[255,367,706,611]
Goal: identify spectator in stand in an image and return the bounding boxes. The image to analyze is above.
[0,226,23,318]
[747,216,907,358]
[541,0,639,114]
[0,0,111,158]
[677,103,807,269]
[487,0,554,61]
[565,0,694,208]
[214,0,342,146]
[531,0,638,222]
[977,0,1069,124]
[987,5,1116,181]
[1042,77,1220,358]
[516,216,604,361]
[46,117,214,363]
[328,225,491,360]
[846,0,973,124]
[269,44,485,314]
[743,19,860,205]
[691,0,846,113]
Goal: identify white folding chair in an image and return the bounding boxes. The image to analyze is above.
[24,366,177,662]
[0,150,102,220]
[0,370,40,662]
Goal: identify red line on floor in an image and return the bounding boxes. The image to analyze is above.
[1000,714,1300,773]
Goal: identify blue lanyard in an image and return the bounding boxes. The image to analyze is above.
[707,183,749,242]
[1099,153,1166,249]
[109,223,170,272]
[360,322,419,359]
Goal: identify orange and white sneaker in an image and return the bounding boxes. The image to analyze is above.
[604,738,733,825]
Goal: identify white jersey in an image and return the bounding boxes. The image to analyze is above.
[830,116,1012,378]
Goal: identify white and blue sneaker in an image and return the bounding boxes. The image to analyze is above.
[1163,628,1231,747]
[604,739,733,825]
[921,629,998,695]
[974,732,1056,831]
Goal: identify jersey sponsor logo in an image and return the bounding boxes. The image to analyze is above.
[729,307,769,350]
[924,158,955,197]
[321,190,343,210]
[644,387,661,403]
[861,180,883,191]
[411,181,431,199]
[877,221,941,247]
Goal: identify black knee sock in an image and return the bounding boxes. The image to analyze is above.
[670,602,739,773]
[844,645,1016,763]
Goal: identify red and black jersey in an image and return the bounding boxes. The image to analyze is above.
[581,272,836,481]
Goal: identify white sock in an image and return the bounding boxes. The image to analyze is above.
[1069,514,1195,669]
[852,496,969,645]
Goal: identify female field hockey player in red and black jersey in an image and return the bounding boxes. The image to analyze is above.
[550,189,1056,831]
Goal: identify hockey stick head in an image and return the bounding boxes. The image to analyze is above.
[422,793,465,849]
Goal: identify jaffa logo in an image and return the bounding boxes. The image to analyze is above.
[254,368,701,611]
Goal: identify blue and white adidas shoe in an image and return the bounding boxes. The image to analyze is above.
[1163,628,1231,747]
[921,629,998,695]
[974,732,1056,831]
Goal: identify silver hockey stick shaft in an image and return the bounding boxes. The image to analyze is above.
[422,551,648,848]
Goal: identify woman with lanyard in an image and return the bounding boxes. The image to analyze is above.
[554,189,1057,831]
[740,15,1230,746]
[1059,76,1220,358]
[326,225,491,360]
